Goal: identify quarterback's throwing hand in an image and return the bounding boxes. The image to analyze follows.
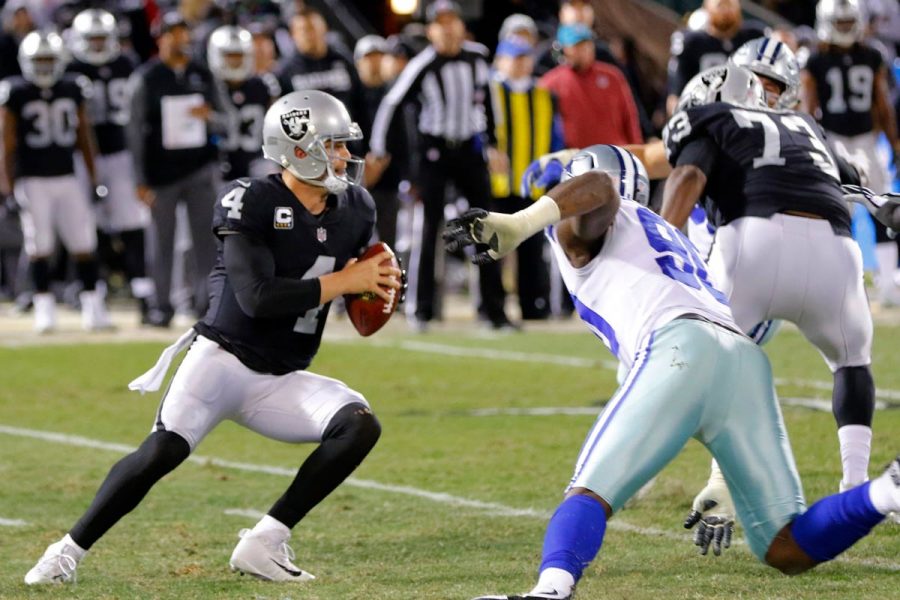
[683,476,735,557]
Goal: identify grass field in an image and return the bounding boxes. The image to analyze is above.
[0,314,898,599]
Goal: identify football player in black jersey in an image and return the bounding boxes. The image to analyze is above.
[0,30,111,332]
[24,90,402,585]
[661,64,877,545]
[207,25,280,180]
[67,9,154,322]
[666,0,766,115]
[803,0,900,306]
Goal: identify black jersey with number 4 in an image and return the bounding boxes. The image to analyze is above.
[804,45,882,137]
[219,74,279,179]
[195,174,376,375]
[664,102,851,235]
[0,74,89,177]
[67,55,136,155]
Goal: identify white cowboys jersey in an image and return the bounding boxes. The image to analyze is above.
[547,199,736,368]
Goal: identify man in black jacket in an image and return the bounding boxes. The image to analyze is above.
[127,12,232,327]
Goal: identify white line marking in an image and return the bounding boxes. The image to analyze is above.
[0,517,28,526]
[469,398,891,418]
[2,424,898,572]
[350,339,900,403]
[360,339,619,370]
[224,508,265,519]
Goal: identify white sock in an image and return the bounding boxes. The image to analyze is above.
[252,514,290,537]
[61,534,87,560]
[875,242,899,303]
[867,467,899,515]
[838,425,872,487]
[531,567,575,596]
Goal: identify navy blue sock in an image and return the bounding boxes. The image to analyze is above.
[790,482,885,562]
[539,495,607,582]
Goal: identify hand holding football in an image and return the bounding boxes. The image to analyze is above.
[345,242,401,336]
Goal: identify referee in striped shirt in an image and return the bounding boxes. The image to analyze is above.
[369,0,511,331]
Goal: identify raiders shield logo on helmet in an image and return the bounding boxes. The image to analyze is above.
[281,108,311,140]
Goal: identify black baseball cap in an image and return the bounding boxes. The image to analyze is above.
[425,0,461,23]
[153,11,188,38]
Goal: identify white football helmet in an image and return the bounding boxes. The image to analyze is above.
[18,31,69,88]
[71,9,120,65]
[262,90,364,194]
[207,25,254,82]
[677,64,766,112]
[562,144,650,206]
[730,37,800,109]
[816,0,864,47]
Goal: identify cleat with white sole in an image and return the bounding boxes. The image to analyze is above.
[229,528,315,582]
[24,536,84,585]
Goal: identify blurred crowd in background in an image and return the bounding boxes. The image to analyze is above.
[0,0,898,333]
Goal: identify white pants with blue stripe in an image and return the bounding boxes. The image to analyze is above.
[568,317,805,560]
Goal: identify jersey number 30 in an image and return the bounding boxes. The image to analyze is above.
[637,206,728,305]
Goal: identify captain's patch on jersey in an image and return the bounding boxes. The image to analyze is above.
[274,206,293,229]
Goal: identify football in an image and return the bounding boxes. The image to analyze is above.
[345,242,401,337]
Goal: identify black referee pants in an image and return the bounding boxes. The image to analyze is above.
[415,137,506,324]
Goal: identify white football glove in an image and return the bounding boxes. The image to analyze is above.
[443,196,561,263]
[683,460,735,557]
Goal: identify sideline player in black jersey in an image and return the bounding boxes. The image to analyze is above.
[666,0,766,115]
[67,8,155,321]
[661,65,876,535]
[23,90,402,585]
[207,25,280,180]
[803,0,900,307]
[0,30,111,333]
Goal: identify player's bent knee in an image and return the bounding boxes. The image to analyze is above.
[324,402,382,452]
[764,524,818,576]
[137,430,191,476]
[565,487,613,518]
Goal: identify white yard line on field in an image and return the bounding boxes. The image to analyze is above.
[0,517,28,526]
[467,398,892,418]
[2,423,897,573]
[349,339,900,404]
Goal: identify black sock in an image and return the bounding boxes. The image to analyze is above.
[69,431,190,549]
[833,365,875,427]
[30,258,50,293]
[74,258,100,292]
[120,229,147,281]
[268,403,381,528]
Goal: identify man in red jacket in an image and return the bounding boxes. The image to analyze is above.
[538,24,643,149]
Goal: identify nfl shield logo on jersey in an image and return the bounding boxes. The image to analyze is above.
[316,227,327,242]
[274,207,293,229]
[281,108,310,140]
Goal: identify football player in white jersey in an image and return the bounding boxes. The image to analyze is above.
[445,145,900,600]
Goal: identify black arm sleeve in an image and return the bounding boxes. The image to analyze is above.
[675,136,718,177]
[223,233,322,318]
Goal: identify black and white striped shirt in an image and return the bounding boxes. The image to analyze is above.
[370,41,495,156]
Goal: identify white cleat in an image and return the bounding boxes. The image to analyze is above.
[80,290,115,331]
[229,528,315,582]
[24,537,84,585]
[32,292,57,334]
